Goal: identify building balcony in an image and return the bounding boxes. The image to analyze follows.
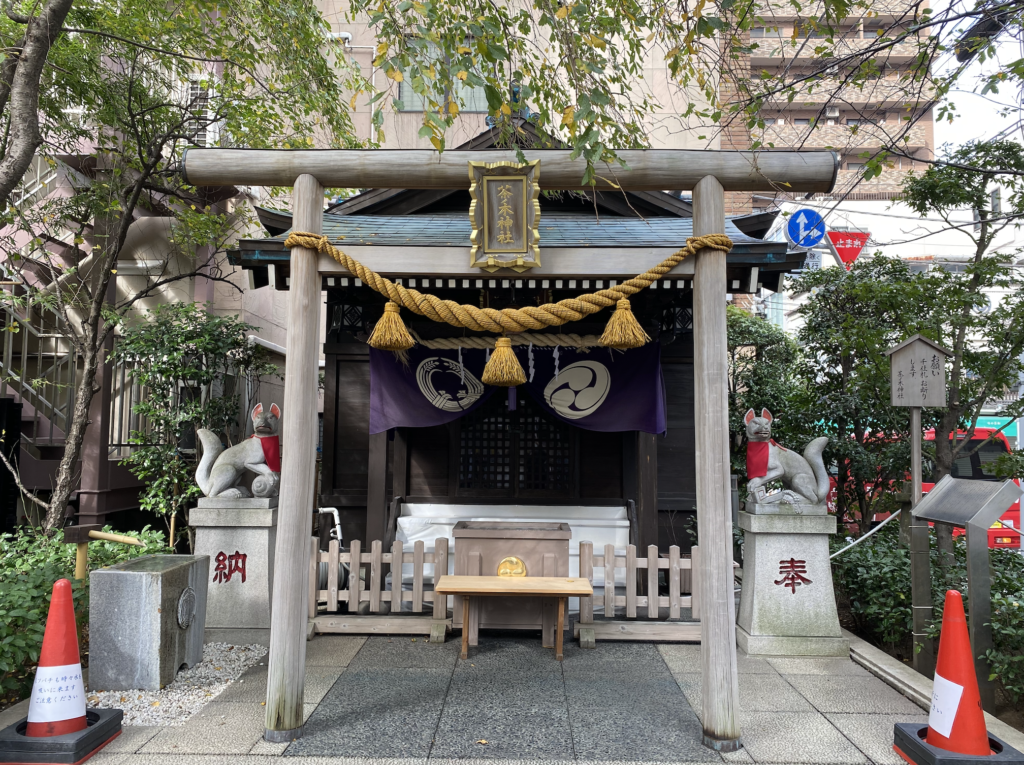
[750,35,926,66]
[751,0,926,20]
[757,76,935,108]
[756,121,928,150]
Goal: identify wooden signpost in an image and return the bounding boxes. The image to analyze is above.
[181,146,838,752]
[884,334,951,678]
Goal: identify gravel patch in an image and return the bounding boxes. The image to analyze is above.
[86,643,267,726]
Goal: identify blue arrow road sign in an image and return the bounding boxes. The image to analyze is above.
[786,208,826,248]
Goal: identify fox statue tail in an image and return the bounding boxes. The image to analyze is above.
[195,429,224,497]
[802,436,831,504]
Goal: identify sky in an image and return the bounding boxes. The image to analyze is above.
[932,24,1023,150]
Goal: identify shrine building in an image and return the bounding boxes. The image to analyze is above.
[229,129,807,560]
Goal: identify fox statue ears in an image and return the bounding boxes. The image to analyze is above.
[744,408,774,424]
[251,403,282,421]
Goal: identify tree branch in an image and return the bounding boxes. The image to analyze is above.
[0,435,51,510]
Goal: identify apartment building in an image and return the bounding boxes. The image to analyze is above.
[743,1,935,209]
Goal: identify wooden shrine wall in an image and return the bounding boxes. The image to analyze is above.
[320,312,698,553]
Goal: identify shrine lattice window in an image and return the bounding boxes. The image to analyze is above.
[458,396,512,493]
[456,393,574,498]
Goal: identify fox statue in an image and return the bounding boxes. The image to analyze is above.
[196,403,281,499]
[744,408,830,505]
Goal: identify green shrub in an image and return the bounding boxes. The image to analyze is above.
[924,534,1024,711]
[831,524,913,649]
[0,526,168,705]
[832,523,1024,711]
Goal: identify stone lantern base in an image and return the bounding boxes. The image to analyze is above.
[192,497,278,646]
[736,507,849,657]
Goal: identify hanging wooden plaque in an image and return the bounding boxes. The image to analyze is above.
[469,160,540,272]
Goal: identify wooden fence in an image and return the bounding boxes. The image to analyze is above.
[307,537,451,642]
[576,543,703,645]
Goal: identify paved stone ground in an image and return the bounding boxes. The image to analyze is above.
[43,632,930,765]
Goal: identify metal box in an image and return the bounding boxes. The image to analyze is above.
[89,555,209,691]
[453,521,570,646]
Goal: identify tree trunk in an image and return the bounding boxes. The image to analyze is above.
[44,344,101,530]
[0,0,76,210]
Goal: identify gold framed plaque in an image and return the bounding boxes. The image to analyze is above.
[469,160,541,272]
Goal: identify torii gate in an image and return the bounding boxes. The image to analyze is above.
[181,147,837,752]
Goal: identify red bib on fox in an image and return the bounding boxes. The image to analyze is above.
[747,441,769,479]
[254,435,280,472]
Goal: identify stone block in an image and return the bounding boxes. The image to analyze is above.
[192,498,277,646]
[89,555,209,691]
[737,511,848,657]
[195,496,278,511]
[746,500,829,516]
[740,511,837,535]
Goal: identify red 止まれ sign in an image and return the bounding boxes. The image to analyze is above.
[827,231,870,269]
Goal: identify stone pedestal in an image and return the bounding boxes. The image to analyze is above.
[89,555,209,691]
[736,506,849,657]
[192,497,277,646]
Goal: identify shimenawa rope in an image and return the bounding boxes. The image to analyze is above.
[283,231,732,335]
[283,230,732,383]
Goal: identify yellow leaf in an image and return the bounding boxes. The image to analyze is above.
[500,103,511,116]
[151,701,160,707]
[555,5,569,19]
[560,106,575,127]
[456,70,468,81]
[386,69,404,82]
[477,740,488,745]
[665,46,680,58]
[376,42,388,55]
[646,31,656,42]
[430,135,443,150]
[457,45,471,54]
[448,101,459,116]
[350,92,361,110]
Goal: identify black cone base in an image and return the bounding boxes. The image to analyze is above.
[0,709,122,764]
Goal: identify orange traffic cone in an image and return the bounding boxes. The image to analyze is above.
[890,588,1024,765]
[25,579,87,737]
[924,590,989,756]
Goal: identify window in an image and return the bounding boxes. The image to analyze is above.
[457,393,575,497]
[188,79,213,147]
[976,439,1008,479]
[846,162,865,171]
[846,118,879,126]
[907,262,930,274]
[397,41,489,113]
[991,188,1002,217]
[751,26,778,37]
[398,79,428,112]
[793,118,811,125]
[761,118,776,126]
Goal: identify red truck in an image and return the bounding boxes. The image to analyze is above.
[922,428,1020,549]
[829,427,1021,549]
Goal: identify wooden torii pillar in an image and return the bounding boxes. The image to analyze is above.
[182,147,837,750]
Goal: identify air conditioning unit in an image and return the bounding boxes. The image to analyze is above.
[826,106,840,118]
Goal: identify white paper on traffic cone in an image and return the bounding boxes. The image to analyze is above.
[27,663,86,724]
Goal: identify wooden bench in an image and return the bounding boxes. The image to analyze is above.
[435,575,593,661]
